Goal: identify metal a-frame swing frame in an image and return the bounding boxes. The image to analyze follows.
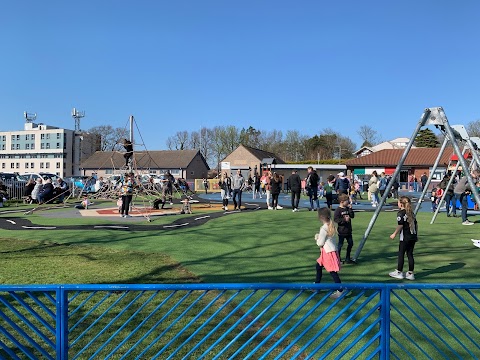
[353,107,480,261]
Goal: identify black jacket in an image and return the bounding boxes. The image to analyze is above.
[287,173,302,192]
[334,206,355,236]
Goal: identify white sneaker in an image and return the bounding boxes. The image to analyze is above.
[462,220,474,225]
[124,215,131,218]
[268,206,273,210]
[389,270,404,279]
[170,202,174,205]
[120,214,125,218]
[330,290,343,299]
[276,205,283,209]
[405,271,415,280]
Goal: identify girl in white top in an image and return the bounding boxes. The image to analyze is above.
[314,207,343,298]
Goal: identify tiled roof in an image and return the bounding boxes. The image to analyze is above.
[80,150,208,169]
[345,148,454,167]
[242,145,286,164]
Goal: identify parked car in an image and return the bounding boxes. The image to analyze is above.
[20,172,59,182]
[0,172,27,199]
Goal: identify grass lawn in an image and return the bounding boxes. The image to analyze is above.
[0,202,478,284]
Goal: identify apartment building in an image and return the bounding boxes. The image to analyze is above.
[0,121,99,177]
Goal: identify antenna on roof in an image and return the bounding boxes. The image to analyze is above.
[72,107,85,132]
[24,111,37,123]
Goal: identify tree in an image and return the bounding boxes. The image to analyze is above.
[87,125,128,151]
[357,125,379,147]
[166,131,189,150]
[414,128,439,147]
[466,119,480,138]
[239,126,261,148]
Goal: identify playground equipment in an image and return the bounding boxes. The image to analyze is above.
[354,107,480,261]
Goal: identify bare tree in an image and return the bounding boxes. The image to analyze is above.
[357,125,379,147]
[166,131,189,150]
[466,119,480,138]
[87,125,128,151]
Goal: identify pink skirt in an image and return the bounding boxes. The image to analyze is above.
[317,249,341,273]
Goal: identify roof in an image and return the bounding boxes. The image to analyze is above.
[80,150,209,170]
[242,145,286,164]
[345,148,453,167]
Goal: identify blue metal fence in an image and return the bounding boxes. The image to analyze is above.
[0,283,478,359]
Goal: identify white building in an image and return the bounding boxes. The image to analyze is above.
[0,120,99,177]
[354,137,415,158]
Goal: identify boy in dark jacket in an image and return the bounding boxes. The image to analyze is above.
[334,193,356,264]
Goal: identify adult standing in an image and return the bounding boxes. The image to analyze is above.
[120,173,134,218]
[264,171,273,210]
[453,169,479,225]
[368,171,379,207]
[287,170,302,212]
[202,178,209,194]
[270,172,282,210]
[378,172,388,198]
[420,172,428,191]
[439,173,456,217]
[305,166,320,211]
[122,139,134,168]
[335,172,350,196]
[232,169,245,211]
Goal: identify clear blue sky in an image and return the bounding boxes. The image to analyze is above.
[1,1,480,151]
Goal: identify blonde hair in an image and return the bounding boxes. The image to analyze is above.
[399,196,416,233]
[317,207,336,237]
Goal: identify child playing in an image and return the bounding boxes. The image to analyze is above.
[314,207,343,299]
[324,175,335,210]
[334,194,356,264]
[389,196,418,280]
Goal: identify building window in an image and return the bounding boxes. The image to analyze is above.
[10,163,15,169]
[46,134,50,139]
[25,134,29,140]
[40,162,44,169]
[56,162,61,169]
[16,135,20,140]
[45,162,50,169]
[16,163,19,169]
[16,144,20,150]
[46,143,50,149]
[41,134,45,140]
[25,144,30,150]
[1,136,5,141]
[41,143,45,149]
[1,145,4,151]
[30,163,34,168]
[31,143,35,150]
[25,163,29,169]
[31,134,35,140]
[57,133,61,139]
[11,144,14,150]
[1,163,4,169]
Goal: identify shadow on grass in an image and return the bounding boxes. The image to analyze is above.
[416,262,466,280]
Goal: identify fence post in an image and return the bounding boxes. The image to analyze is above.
[57,286,69,360]
[380,284,391,360]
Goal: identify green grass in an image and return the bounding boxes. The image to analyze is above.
[0,205,478,284]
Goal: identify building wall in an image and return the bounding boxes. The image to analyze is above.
[183,153,209,180]
[222,146,263,177]
[0,123,98,177]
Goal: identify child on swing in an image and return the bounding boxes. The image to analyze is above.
[314,207,343,299]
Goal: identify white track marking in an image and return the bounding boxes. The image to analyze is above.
[163,223,189,228]
[21,226,57,229]
[194,216,210,221]
[6,220,16,224]
[94,226,129,229]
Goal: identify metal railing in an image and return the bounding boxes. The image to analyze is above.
[0,283,478,359]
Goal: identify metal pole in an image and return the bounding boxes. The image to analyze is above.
[414,136,449,215]
[353,108,431,261]
[129,115,134,144]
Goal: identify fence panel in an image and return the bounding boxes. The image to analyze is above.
[0,284,478,359]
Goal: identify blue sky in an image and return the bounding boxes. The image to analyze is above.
[1,1,480,151]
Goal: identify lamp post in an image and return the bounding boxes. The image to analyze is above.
[335,146,342,160]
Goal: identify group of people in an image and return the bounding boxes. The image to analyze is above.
[24,177,70,204]
[432,169,480,225]
[314,195,419,296]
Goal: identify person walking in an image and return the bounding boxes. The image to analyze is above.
[439,173,456,217]
[389,196,418,280]
[335,172,350,196]
[264,171,273,210]
[314,207,343,299]
[287,170,302,212]
[232,169,245,211]
[218,173,230,211]
[202,178,209,194]
[368,171,379,207]
[306,166,320,211]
